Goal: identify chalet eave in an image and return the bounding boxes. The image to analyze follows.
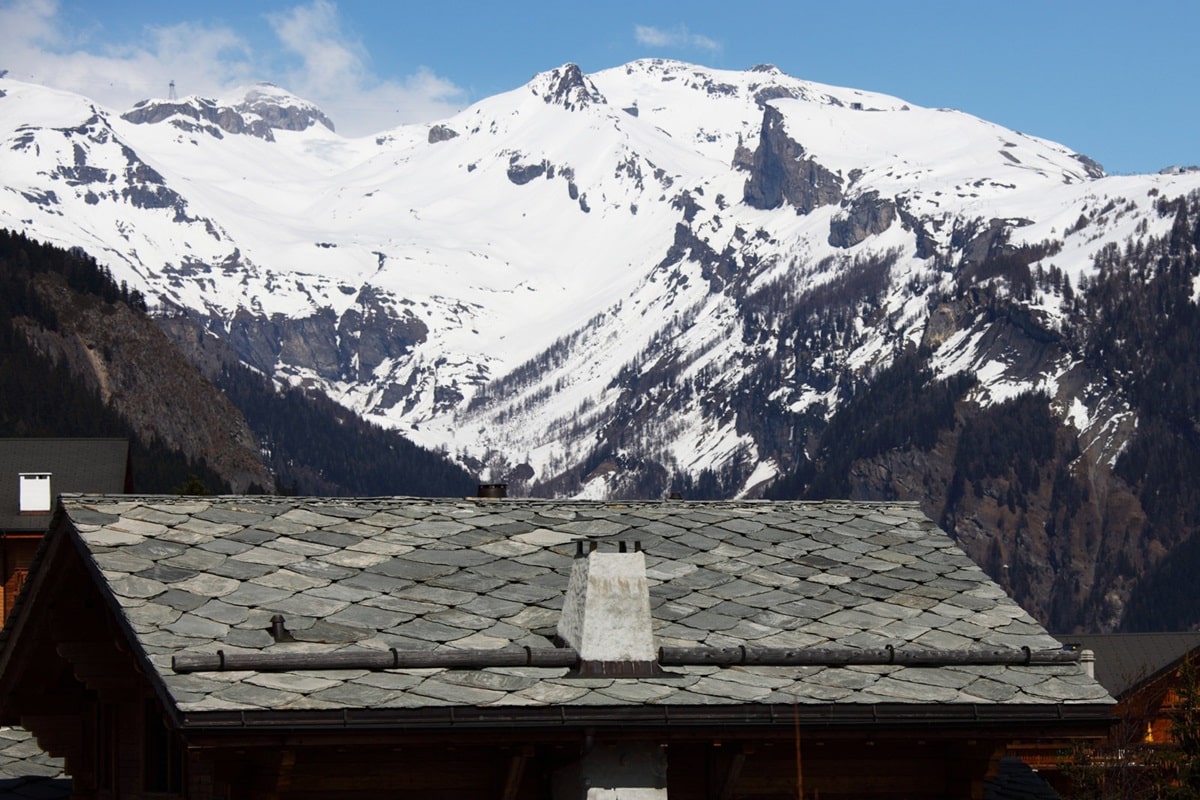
[178,700,1116,733]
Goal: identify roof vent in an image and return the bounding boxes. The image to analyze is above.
[477,483,507,499]
[268,614,294,643]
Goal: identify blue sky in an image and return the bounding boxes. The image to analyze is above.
[1,0,1194,175]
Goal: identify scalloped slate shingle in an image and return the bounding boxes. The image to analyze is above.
[58,495,1112,716]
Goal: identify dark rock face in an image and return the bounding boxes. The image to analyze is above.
[751,84,799,109]
[122,98,272,139]
[428,124,459,143]
[743,106,843,214]
[122,85,334,141]
[338,287,429,381]
[237,87,335,133]
[43,113,196,222]
[535,64,606,111]
[20,189,58,207]
[952,217,1014,268]
[217,290,428,386]
[828,191,897,248]
[731,135,756,172]
[1071,153,1105,178]
[895,198,940,259]
[507,158,548,185]
[656,222,756,294]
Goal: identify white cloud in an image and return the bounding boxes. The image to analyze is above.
[265,1,464,134]
[0,0,465,136]
[0,0,255,105]
[634,24,721,54]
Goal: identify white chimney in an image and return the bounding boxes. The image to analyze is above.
[1080,648,1096,678]
[18,473,51,514]
[557,541,657,676]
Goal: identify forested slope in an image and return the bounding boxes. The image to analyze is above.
[1,230,476,497]
[768,194,1200,633]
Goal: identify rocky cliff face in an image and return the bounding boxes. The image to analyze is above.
[122,83,335,141]
[534,63,607,111]
[828,191,897,248]
[122,98,272,139]
[195,286,428,389]
[236,84,335,132]
[743,105,844,212]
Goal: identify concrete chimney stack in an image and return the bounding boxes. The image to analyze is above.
[557,541,657,677]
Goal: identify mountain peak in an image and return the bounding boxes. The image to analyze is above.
[224,82,336,133]
[121,82,334,140]
[530,63,606,111]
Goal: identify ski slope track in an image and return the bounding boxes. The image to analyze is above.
[2,60,1199,497]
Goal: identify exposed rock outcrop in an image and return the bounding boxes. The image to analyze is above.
[743,105,843,213]
[428,124,459,143]
[895,198,941,259]
[215,290,427,386]
[122,83,335,141]
[124,97,276,140]
[828,191,897,248]
[236,84,334,133]
[507,157,550,185]
[533,64,607,111]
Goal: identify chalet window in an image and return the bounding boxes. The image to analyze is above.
[18,473,51,514]
[143,699,182,793]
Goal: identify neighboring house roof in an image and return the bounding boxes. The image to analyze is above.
[983,757,1061,800]
[1063,632,1200,699]
[0,726,68,798]
[0,439,129,531]
[0,495,1111,733]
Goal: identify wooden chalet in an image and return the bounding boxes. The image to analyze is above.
[0,495,1113,799]
[1066,632,1200,745]
[0,438,130,621]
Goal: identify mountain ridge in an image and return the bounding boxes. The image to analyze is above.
[3,60,1200,631]
[2,58,1196,493]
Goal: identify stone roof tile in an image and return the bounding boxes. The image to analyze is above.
[44,496,1110,719]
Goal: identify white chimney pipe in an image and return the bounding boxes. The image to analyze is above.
[1080,648,1095,678]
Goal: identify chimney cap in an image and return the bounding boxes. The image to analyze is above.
[477,483,508,499]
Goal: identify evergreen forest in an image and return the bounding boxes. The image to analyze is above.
[767,192,1200,633]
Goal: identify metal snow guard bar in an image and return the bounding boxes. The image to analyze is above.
[172,644,1077,673]
[173,647,580,673]
[658,645,1079,667]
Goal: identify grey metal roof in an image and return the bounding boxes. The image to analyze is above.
[58,495,1112,722]
[0,439,128,531]
[1064,632,1200,698]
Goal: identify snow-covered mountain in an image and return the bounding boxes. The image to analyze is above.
[1,59,1198,502]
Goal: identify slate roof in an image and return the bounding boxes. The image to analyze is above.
[1064,632,1200,698]
[43,495,1111,726]
[0,439,129,531]
[0,727,68,797]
